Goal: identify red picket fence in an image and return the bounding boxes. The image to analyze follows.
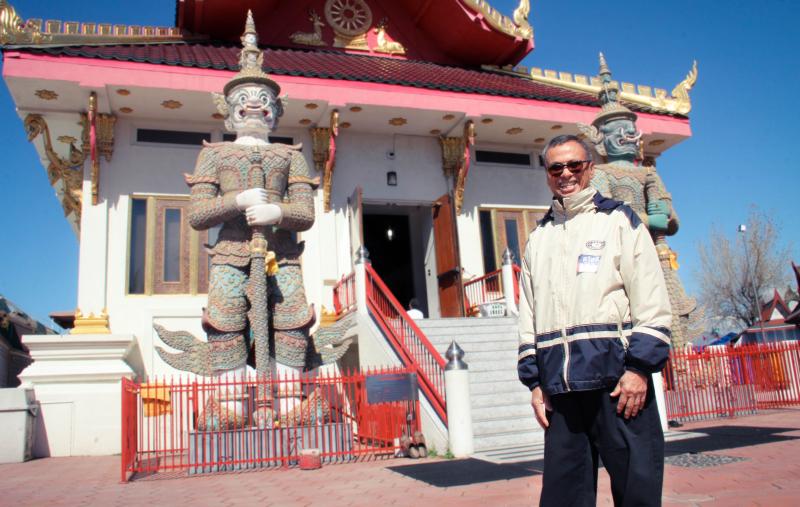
[333,272,356,316]
[364,264,448,424]
[662,341,800,422]
[120,367,420,482]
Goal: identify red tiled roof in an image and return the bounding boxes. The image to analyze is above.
[19,43,682,117]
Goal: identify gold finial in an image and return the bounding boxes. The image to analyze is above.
[598,52,610,77]
[223,9,279,96]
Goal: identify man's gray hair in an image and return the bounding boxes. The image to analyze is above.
[541,135,593,167]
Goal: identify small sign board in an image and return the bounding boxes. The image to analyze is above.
[365,373,418,404]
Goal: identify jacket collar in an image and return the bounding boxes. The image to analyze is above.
[542,187,597,224]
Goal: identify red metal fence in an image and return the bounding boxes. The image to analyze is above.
[663,341,800,421]
[121,367,420,482]
[364,264,448,424]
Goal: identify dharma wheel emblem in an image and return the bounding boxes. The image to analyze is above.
[325,0,372,36]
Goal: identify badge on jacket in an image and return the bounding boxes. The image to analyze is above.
[577,254,601,273]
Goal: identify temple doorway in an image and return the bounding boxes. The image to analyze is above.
[363,204,435,317]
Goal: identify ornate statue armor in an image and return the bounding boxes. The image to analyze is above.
[580,54,698,348]
[154,12,354,429]
[186,142,318,370]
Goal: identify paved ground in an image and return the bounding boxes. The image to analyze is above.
[2,408,800,506]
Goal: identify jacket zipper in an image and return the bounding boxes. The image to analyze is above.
[561,215,571,392]
[614,301,629,351]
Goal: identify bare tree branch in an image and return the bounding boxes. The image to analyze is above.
[695,207,793,330]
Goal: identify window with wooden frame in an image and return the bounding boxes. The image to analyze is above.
[478,207,548,273]
[128,195,219,295]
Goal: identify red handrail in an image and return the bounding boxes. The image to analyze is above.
[364,264,448,423]
[463,268,503,314]
[333,272,357,316]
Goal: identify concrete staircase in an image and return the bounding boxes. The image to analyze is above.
[415,316,544,462]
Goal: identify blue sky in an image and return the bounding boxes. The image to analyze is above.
[1,0,798,329]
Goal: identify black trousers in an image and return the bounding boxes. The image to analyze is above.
[539,380,664,507]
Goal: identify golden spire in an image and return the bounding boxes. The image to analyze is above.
[223,9,279,96]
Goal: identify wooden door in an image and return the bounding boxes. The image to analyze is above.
[432,193,465,317]
[347,186,363,267]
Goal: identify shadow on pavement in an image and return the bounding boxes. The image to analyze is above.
[665,425,800,456]
[388,458,542,487]
[389,425,799,487]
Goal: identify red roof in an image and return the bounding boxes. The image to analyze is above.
[19,43,682,117]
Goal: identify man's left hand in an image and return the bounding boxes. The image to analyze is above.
[610,370,648,419]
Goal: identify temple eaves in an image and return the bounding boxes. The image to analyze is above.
[484,61,698,117]
[0,0,203,47]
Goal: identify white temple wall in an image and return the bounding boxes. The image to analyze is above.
[458,144,551,277]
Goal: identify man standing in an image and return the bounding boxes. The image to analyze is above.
[517,135,671,506]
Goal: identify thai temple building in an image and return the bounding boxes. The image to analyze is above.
[1,0,697,460]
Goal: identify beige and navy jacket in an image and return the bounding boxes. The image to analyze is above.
[517,187,671,395]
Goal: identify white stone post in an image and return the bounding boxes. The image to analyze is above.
[444,341,474,457]
[354,246,369,317]
[652,372,668,432]
[501,248,518,316]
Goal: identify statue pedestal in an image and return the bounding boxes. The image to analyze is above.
[18,334,137,457]
[187,422,353,474]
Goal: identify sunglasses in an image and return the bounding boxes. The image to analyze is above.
[546,160,590,176]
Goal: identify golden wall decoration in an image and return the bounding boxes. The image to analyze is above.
[80,94,116,205]
[462,0,533,40]
[290,9,326,47]
[326,0,371,50]
[161,100,183,109]
[0,0,190,47]
[71,308,111,335]
[24,113,86,230]
[488,60,699,116]
[34,89,58,100]
[310,110,340,212]
[439,120,476,214]
[373,18,405,56]
[388,117,407,126]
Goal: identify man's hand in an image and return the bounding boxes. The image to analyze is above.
[530,386,551,429]
[610,370,648,419]
[245,204,282,226]
[235,188,268,211]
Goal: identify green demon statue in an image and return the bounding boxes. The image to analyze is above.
[154,11,354,429]
[579,53,697,348]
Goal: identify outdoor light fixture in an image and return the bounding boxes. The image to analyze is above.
[386,227,394,241]
[387,171,397,186]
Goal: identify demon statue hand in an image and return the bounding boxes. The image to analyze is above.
[578,53,698,348]
[154,11,354,430]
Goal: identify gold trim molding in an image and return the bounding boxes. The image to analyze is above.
[462,0,533,40]
[0,0,195,47]
[486,60,699,116]
[71,308,110,335]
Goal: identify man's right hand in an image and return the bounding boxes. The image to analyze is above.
[235,188,268,211]
[531,386,551,429]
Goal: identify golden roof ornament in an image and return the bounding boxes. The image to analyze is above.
[592,52,637,127]
[223,10,280,96]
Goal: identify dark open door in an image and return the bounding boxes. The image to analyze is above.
[432,193,465,317]
[347,186,363,267]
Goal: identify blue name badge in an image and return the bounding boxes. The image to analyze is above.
[577,254,601,274]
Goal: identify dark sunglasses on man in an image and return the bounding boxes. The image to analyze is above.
[546,160,590,177]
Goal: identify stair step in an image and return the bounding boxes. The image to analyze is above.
[468,369,519,383]
[471,389,531,408]
[469,380,526,395]
[473,414,538,435]
[415,317,517,329]
[473,429,544,452]
[472,403,533,420]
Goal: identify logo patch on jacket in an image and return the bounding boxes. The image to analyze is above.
[585,240,606,250]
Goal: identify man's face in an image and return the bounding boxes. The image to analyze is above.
[544,141,595,199]
[225,83,280,135]
[600,118,640,161]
